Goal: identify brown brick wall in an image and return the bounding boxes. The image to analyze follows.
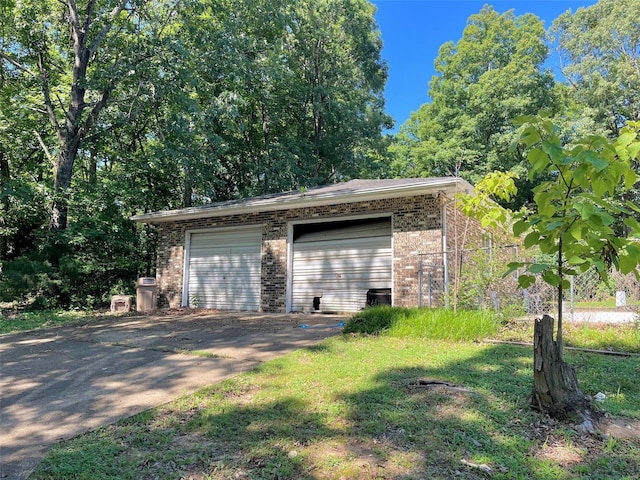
[445,201,485,253]
[152,193,480,312]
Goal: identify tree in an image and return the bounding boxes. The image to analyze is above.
[551,0,640,136]
[0,0,392,308]
[508,114,640,419]
[0,0,172,231]
[391,6,559,208]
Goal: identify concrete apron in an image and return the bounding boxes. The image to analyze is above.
[0,311,346,480]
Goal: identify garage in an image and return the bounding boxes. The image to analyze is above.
[290,217,392,313]
[183,227,263,310]
[134,178,479,312]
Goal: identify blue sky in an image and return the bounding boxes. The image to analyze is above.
[371,0,598,132]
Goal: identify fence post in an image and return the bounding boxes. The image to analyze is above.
[443,250,450,308]
[570,275,575,322]
[418,260,423,308]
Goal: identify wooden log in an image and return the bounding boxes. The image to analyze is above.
[531,314,589,418]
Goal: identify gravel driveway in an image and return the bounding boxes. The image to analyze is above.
[0,310,346,480]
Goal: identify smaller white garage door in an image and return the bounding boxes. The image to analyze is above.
[185,228,262,311]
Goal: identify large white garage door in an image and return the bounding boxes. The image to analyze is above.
[185,228,262,311]
[292,219,392,313]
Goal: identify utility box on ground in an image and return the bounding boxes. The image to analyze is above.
[110,295,132,313]
[136,277,157,312]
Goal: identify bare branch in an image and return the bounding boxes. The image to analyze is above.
[83,86,111,135]
[27,106,49,115]
[87,0,129,59]
[66,0,81,30]
[0,53,36,77]
[33,130,56,167]
[37,51,63,141]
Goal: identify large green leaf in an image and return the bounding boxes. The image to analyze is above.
[529,263,550,274]
[517,274,536,289]
[513,219,529,236]
[524,231,540,248]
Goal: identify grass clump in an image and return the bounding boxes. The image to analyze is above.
[344,306,499,341]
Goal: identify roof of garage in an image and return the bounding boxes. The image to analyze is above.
[131,177,474,223]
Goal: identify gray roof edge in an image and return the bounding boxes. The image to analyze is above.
[131,177,473,224]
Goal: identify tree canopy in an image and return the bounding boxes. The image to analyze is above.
[390,6,559,208]
[3,0,638,309]
[551,0,640,137]
[0,0,391,308]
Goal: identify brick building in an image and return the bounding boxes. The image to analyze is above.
[132,178,483,313]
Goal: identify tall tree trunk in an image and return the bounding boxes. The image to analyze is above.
[87,147,98,185]
[50,136,81,231]
[0,149,9,260]
[183,165,193,208]
[42,0,121,231]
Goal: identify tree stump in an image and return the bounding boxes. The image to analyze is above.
[531,314,589,418]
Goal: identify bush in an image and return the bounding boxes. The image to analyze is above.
[0,188,155,310]
[343,305,409,334]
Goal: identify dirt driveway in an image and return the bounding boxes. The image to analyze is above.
[0,311,346,480]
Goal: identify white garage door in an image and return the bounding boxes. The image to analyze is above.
[185,228,262,311]
[292,219,392,313]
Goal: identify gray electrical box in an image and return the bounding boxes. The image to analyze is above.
[136,277,157,312]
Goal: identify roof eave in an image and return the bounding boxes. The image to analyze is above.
[131,178,472,224]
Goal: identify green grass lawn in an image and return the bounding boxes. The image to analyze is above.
[494,318,640,354]
[30,308,640,480]
[0,309,105,334]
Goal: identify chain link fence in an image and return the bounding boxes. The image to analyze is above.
[417,245,640,320]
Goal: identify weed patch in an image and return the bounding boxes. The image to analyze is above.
[344,306,500,341]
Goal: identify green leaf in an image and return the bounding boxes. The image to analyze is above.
[569,222,583,241]
[541,139,564,163]
[504,261,524,278]
[517,275,536,289]
[625,170,637,190]
[539,203,556,217]
[589,157,609,172]
[545,221,566,231]
[542,270,561,287]
[524,231,540,248]
[628,142,640,160]
[529,263,549,274]
[617,132,637,147]
[582,152,609,172]
[625,201,640,214]
[574,202,595,220]
[618,254,638,275]
[514,115,539,126]
[513,220,529,236]
[527,148,549,176]
[567,256,586,265]
[624,217,640,234]
[627,243,640,258]
[519,127,541,147]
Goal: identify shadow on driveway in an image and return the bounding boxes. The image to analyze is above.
[0,311,345,480]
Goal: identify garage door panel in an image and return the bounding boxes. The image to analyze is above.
[186,228,262,311]
[189,259,261,272]
[291,219,392,313]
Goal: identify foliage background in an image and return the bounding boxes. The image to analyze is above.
[1,0,638,309]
